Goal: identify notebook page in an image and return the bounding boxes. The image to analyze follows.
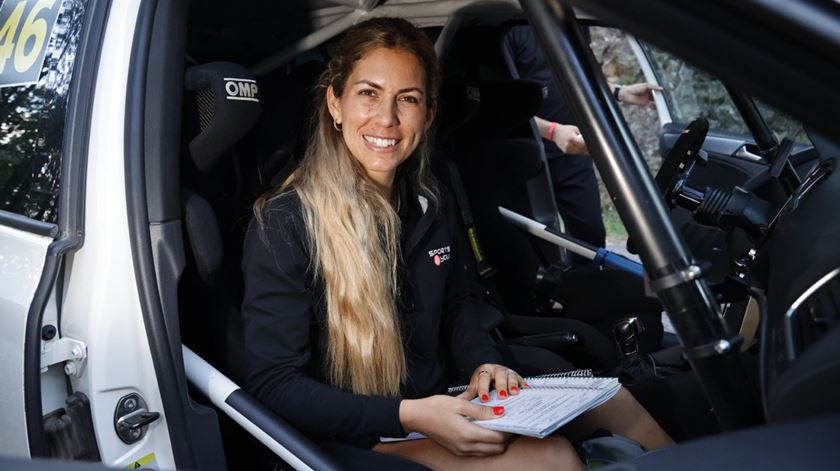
[471,378,620,438]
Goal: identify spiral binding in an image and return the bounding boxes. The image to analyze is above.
[447,369,598,393]
[529,369,593,379]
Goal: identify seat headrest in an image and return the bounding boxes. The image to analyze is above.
[442,78,544,140]
[474,78,543,133]
[185,62,262,173]
[438,79,482,141]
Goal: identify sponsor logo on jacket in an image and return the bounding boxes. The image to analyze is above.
[429,246,451,266]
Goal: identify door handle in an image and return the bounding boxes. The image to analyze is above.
[734,144,766,163]
[118,410,160,430]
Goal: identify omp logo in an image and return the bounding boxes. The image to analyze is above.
[428,245,451,267]
[224,77,259,102]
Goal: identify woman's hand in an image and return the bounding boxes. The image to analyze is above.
[457,364,526,403]
[400,395,511,456]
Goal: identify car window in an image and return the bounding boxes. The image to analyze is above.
[640,42,749,136]
[639,41,812,147]
[754,99,811,146]
[0,0,88,224]
[587,26,662,246]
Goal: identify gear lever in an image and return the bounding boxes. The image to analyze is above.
[613,317,655,383]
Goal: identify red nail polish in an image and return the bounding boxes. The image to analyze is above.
[493,406,504,416]
[499,390,507,398]
[481,394,489,401]
[510,386,519,393]
[523,382,530,388]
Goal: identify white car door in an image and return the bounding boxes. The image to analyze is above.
[0,0,90,458]
[0,0,177,468]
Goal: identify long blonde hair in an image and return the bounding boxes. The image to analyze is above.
[255,18,441,396]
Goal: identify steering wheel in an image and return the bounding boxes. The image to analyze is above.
[654,118,710,204]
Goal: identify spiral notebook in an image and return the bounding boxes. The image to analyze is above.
[466,371,620,438]
[380,370,620,442]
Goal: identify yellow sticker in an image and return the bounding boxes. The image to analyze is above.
[127,452,157,470]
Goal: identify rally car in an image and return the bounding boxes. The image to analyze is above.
[1,0,839,469]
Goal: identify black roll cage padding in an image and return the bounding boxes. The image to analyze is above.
[518,0,763,429]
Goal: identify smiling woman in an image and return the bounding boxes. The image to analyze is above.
[242,16,670,471]
[327,47,435,190]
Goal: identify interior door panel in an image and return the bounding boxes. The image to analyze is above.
[660,122,766,184]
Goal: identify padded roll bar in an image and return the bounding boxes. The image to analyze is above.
[499,206,644,278]
[182,346,345,471]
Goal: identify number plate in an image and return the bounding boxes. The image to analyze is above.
[0,0,61,88]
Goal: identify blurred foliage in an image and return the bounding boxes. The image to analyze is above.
[589,27,660,242]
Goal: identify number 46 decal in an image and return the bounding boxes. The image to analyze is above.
[0,0,61,88]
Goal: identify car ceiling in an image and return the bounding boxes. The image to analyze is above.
[187,0,523,68]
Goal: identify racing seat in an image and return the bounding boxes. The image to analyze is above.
[177,60,448,471]
[178,60,325,380]
[438,76,664,371]
[179,61,264,384]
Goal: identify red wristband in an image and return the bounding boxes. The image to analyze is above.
[546,122,558,141]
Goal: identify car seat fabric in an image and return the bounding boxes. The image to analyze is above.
[182,190,224,285]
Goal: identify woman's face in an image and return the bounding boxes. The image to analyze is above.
[327,47,435,189]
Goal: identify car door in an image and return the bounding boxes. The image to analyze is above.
[0,0,179,467]
[0,0,93,459]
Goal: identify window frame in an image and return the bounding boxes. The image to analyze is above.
[17,0,111,457]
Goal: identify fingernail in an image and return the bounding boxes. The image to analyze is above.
[481,394,489,402]
[523,382,530,388]
[493,406,504,416]
[510,386,519,393]
[499,390,507,398]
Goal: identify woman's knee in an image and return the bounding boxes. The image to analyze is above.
[512,436,582,470]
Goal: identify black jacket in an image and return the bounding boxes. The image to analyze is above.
[241,184,502,447]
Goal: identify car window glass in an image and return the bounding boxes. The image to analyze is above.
[0,0,88,224]
[754,99,811,146]
[639,42,749,136]
[587,26,662,247]
[639,41,812,148]
[589,27,661,167]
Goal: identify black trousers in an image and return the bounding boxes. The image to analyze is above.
[548,154,606,249]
